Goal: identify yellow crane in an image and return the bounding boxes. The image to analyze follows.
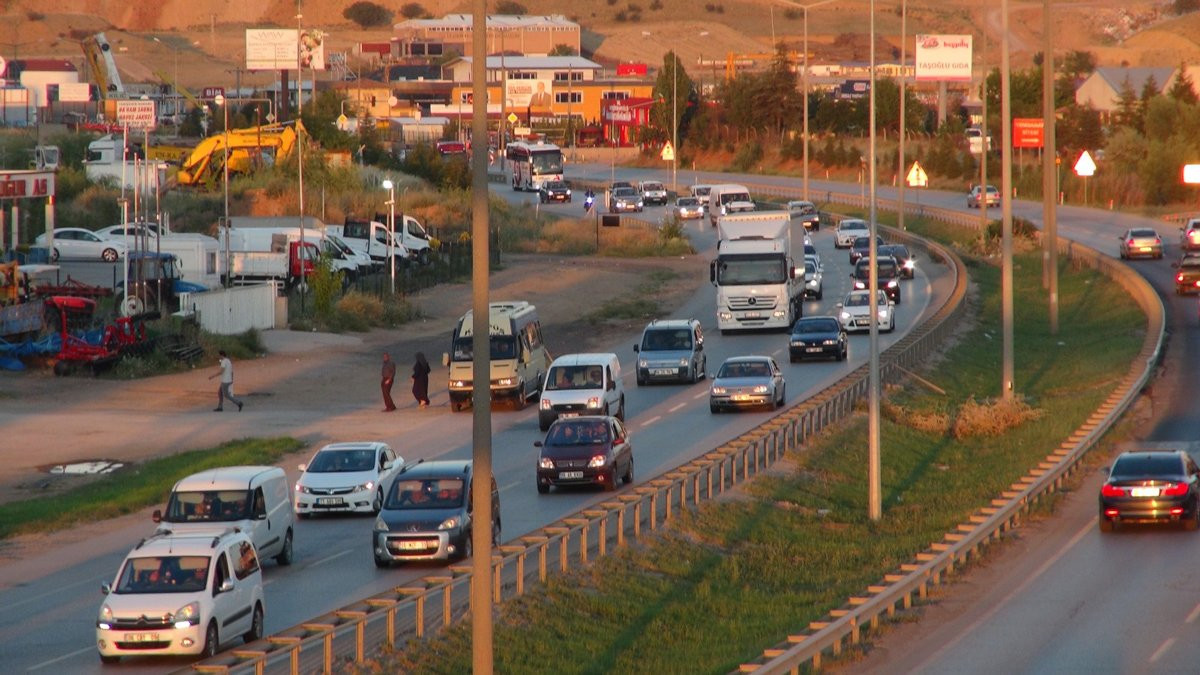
[177,121,304,187]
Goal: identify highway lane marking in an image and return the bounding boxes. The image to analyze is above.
[2,575,107,611]
[305,549,353,569]
[1186,602,1200,624]
[692,391,707,400]
[501,481,520,492]
[1150,637,1175,663]
[28,646,93,671]
[909,517,1094,672]
[641,415,662,427]
[668,402,686,413]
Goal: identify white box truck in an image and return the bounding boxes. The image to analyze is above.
[710,211,803,333]
[227,216,371,276]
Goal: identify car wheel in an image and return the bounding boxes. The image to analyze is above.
[99,654,120,664]
[372,490,383,514]
[243,603,264,644]
[623,457,634,484]
[102,248,119,263]
[1098,517,1115,533]
[513,382,527,410]
[201,621,219,658]
[617,396,625,421]
[539,418,551,432]
[816,287,823,300]
[636,375,645,386]
[459,532,473,561]
[776,385,785,409]
[838,344,847,361]
[790,354,799,364]
[710,403,720,414]
[275,528,294,566]
[50,248,60,262]
[537,482,550,494]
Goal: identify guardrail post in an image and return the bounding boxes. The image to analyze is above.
[564,518,589,564]
[397,587,426,638]
[500,545,528,596]
[301,622,335,674]
[365,599,399,648]
[585,510,608,557]
[230,649,266,675]
[424,576,454,629]
[521,536,550,583]
[267,635,302,675]
[335,610,367,663]
[543,527,570,573]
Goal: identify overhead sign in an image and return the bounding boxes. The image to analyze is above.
[914,34,973,82]
[1074,150,1096,177]
[58,82,91,103]
[906,161,928,187]
[202,87,225,99]
[115,100,157,130]
[1013,118,1045,149]
[660,141,675,161]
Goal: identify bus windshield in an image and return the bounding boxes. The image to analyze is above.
[715,255,787,285]
[530,151,563,176]
[452,335,519,361]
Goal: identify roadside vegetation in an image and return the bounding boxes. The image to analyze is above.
[0,437,303,538]
[370,214,1144,673]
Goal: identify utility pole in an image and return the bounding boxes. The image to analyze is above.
[867,0,881,522]
[1001,0,1015,399]
[1042,0,1060,334]
[897,0,907,231]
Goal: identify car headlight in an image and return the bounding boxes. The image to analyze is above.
[773,310,787,318]
[679,358,689,367]
[790,340,804,346]
[438,516,461,531]
[718,311,732,320]
[840,311,851,321]
[587,454,608,468]
[586,396,602,409]
[450,379,466,388]
[887,280,898,288]
[173,601,200,628]
[752,385,768,393]
[99,604,113,628]
[711,386,727,395]
[823,339,836,345]
[878,309,889,319]
[904,260,915,269]
[539,457,555,469]
[356,481,375,492]
[565,190,571,196]
[373,517,389,532]
[854,280,866,289]
[638,359,648,368]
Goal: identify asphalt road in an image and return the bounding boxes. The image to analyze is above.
[0,179,946,672]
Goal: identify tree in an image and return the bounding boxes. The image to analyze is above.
[1056,104,1103,155]
[650,52,697,147]
[495,0,527,13]
[548,44,578,56]
[1061,50,1097,80]
[1144,95,1182,142]
[1112,77,1141,130]
[1167,63,1199,104]
[343,1,393,28]
[399,2,426,19]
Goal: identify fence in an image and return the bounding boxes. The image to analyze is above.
[178,284,278,336]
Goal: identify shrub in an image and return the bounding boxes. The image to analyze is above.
[308,255,344,319]
[399,2,426,19]
[732,141,763,172]
[951,396,1043,438]
[649,0,663,9]
[343,1,393,28]
[26,11,45,21]
[495,0,527,13]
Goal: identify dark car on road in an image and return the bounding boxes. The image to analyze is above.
[851,255,902,303]
[535,415,633,493]
[1099,450,1200,532]
[879,244,915,279]
[538,180,572,203]
[1174,254,1200,294]
[849,235,885,265]
[789,316,847,362]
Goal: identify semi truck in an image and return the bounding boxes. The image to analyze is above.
[710,211,803,333]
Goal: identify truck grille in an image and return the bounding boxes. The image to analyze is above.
[727,296,778,310]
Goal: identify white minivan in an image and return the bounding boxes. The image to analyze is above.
[539,353,626,431]
[707,184,755,227]
[154,466,295,567]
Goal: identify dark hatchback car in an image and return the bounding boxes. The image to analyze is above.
[536,416,633,493]
[849,235,885,264]
[372,460,501,566]
[538,180,572,203]
[788,316,847,362]
[851,255,902,304]
[1099,450,1200,532]
[879,244,915,279]
[1174,254,1200,294]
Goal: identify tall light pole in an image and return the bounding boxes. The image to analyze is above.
[1042,0,1059,334]
[295,3,306,311]
[1000,0,1015,399]
[214,94,231,288]
[381,179,396,295]
[151,37,180,134]
[896,0,908,231]
[779,0,838,202]
[867,0,881,522]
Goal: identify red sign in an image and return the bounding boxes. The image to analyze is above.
[203,87,225,99]
[616,62,648,76]
[0,171,54,200]
[1013,118,1044,149]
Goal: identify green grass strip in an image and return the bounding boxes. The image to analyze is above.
[381,225,1144,673]
[0,437,304,540]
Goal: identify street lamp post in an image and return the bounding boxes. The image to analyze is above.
[778,0,839,202]
[151,37,180,134]
[214,94,231,288]
[381,179,396,295]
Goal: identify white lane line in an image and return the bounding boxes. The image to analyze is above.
[306,549,352,568]
[2,575,107,611]
[640,416,662,427]
[668,402,686,413]
[692,391,707,400]
[1150,637,1175,663]
[501,480,520,492]
[1186,602,1200,624]
[28,646,94,671]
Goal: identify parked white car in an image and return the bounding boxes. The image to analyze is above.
[35,227,126,262]
[837,289,895,333]
[294,442,402,517]
[95,222,163,241]
[834,219,869,248]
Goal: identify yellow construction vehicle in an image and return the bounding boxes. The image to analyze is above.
[177,121,303,187]
[82,33,126,100]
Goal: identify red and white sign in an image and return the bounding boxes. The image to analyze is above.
[0,171,55,200]
[602,98,653,126]
[203,87,225,99]
[115,100,157,130]
[1012,118,1045,149]
[915,34,973,82]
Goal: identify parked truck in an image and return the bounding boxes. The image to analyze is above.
[328,213,432,266]
[710,211,803,333]
[325,218,408,270]
[223,223,364,281]
[83,135,169,190]
[153,234,223,291]
[224,238,318,289]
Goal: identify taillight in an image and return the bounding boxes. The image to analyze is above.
[1100,484,1125,498]
[1178,274,1186,283]
[1162,482,1189,497]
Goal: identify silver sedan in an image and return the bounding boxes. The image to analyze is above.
[709,355,786,413]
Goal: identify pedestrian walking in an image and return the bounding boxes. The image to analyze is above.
[208,350,244,412]
[381,352,397,412]
[411,352,431,408]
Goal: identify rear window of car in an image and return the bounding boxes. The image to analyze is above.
[854,259,898,277]
[1129,229,1157,238]
[1110,454,1184,478]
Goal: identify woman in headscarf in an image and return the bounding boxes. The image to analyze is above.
[411,352,431,408]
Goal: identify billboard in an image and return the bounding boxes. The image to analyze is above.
[506,78,553,112]
[915,34,973,82]
[59,82,91,103]
[245,29,326,71]
[115,100,156,130]
[1012,118,1045,148]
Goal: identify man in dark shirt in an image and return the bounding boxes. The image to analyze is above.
[381,352,397,412]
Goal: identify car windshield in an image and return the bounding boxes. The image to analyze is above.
[114,555,211,594]
[641,329,692,351]
[546,420,611,445]
[547,365,605,390]
[163,490,251,522]
[384,478,465,510]
[1110,455,1183,479]
[614,188,636,197]
[790,202,816,214]
[692,186,711,197]
[715,255,787,285]
[678,198,698,206]
[452,335,518,361]
[794,319,839,334]
[844,293,884,308]
[718,360,770,378]
[805,261,817,275]
[840,221,867,232]
[643,183,663,191]
[719,192,752,205]
[307,449,376,473]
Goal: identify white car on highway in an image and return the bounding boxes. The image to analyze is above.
[294,442,402,517]
[834,219,869,248]
[35,227,126,262]
[837,289,895,333]
[804,259,823,299]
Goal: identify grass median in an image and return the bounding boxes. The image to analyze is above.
[0,437,304,540]
[378,221,1145,673]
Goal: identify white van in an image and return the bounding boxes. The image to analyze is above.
[539,353,626,431]
[690,184,714,212]
[153,466,295,567]
[444,301,551,411]
[708,184,756,227]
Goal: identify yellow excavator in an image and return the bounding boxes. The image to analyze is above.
[176,121,303,187]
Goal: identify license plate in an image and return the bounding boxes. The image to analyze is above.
[397,540,427,550]
[1138,246,1152,252]
[559,412,579,419]
[123,632,159,642]
[1130,487,1160,497]
[732,394,752,401]
[806,347,824,353]
[559,471,584,479]
[651,368,675,376]
[744,312,761,319]
[316,497,344,505]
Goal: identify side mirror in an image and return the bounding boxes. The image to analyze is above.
[607,379,615,391]
[152,509,162,523]
[534,440,544,448]
[836,303,844,309]
[441,352,450,367]
[382,459,394,471]
[218,579,234,594]
[298,463,307,472]
[101,582,112,595]
[709,261,717,284]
